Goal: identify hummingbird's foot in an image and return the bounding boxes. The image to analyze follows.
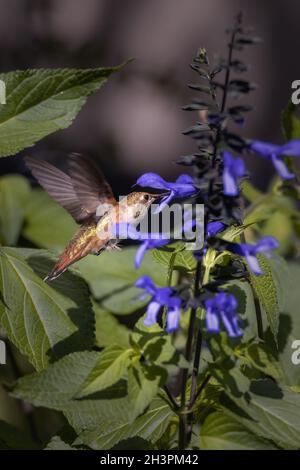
[106,241,121,251]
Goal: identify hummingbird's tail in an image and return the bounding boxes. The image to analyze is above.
[44,251,83,282]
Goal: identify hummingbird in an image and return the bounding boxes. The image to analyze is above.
[25,154,166,282]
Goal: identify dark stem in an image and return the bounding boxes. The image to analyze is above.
[178,261,202,449]
[163,385,180,410]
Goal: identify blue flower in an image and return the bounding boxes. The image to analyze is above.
[135,173,198,212]
[135,275,182,332]
[223,151,245,196]
[228,236,279,275]
[204,292,242,337]
[206,221,225,237]
[250,140,300,179]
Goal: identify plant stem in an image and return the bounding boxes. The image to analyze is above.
[178,261,202,449]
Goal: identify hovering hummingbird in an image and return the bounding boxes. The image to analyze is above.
[25,154,167,282]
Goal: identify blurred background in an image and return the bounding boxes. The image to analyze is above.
[0,0,299,194]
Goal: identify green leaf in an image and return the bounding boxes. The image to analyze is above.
[248,254,282,343]
[12,351,132,434]
[76,247,167,315]
[281,101,300,140]
[222,380,300,449]
[127,362,163,419]
[199,411,276,450]
[0,63,130,157]
[74,397,175,450]
[0,175,30,245]
[23,189,77,251]
[45,436,75,451]
[94,303,130,349]
[77,345,134,398]
[152,242,196,273]
[0,247,94,370]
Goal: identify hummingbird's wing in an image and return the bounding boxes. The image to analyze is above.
[25,157,95,223]
[68,153,117,217]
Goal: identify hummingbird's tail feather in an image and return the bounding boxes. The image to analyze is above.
[44,251,83,282]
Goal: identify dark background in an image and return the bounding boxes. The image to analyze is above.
[0,0,299,194]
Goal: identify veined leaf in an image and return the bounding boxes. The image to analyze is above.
[127,362,163,420]
[199,411,276,450]
[0,175,30,246]
[45,436,76,451]
[0,247,94,370]
[77,345,134,398]
[74,397,174,450]
[12,351,132,434]
[248,254,282,343]
[222,380,300,449]
[0,63,130,157]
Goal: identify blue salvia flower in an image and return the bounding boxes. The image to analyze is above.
[204,292,242,338]
[135,275,182,332]
[227,236,279,275]
[135,173,198,212]
[250,140,300,179]
[223,151,246,196]
[206,221,225,237]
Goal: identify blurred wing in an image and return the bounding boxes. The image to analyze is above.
[25,157,90,223]
[68,153,117,217]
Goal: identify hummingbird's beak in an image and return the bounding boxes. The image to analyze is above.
[150,191,170,200]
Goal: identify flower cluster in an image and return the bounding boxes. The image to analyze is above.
[127,17,290,341]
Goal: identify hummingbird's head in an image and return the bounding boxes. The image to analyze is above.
[120,191,169,223]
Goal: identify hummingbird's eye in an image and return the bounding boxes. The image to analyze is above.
[143,194,150,202]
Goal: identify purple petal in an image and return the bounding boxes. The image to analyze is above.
[135,242,149,269]
[175,174,195,185]
[219,311,242,337]
[144,301,161,326]
[245,253,262,275]
[254,236,279,253]
[206,221,225,237]
[166,306,180,332]
[271,154,294,180]
[205,306,220,333]
[223,166,238,196]
[250,140,279,158]
[279,140,300,156]
[135,275,156,295]
[136,173,170,190]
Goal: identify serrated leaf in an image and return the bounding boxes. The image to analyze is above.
[12,351,131,434]
[45,436,75,451]
[248,254,280,343]
[0,175,30,245]
[0,247,94,370]
[222,379,300,449]
[77,345,134,398]
[0,63,130,157]
[76,248,167,315]
[74,397,174,450]
[199,411,276,450]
